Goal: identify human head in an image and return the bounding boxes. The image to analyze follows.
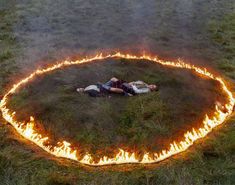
[148,84,158,91]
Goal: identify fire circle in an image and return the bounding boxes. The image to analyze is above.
[0,52,234,166]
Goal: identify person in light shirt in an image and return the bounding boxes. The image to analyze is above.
[128,80,157,94]
[77,77,158,97]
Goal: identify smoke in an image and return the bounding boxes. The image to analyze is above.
[7,0,232,150]
[13,0,232,70]
[11,0,232,104]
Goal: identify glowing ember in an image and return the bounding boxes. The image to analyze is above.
[0,52,234,166]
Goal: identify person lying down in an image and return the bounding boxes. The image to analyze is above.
[77,77,158,97]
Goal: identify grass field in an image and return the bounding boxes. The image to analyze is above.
[7,58,223,159]
[0,1,235,185]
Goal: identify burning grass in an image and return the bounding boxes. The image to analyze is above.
[7,59,221,156]
[1,53,234,166]
[0,1,234,184]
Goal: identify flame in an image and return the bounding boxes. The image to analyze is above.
[0,52,234,166]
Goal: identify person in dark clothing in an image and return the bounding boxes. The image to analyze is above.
[77,77,132,97]
[77,77,158,97]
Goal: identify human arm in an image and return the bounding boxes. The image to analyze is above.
[131,85,150,94]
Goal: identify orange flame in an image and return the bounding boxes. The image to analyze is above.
[0,52,234,166]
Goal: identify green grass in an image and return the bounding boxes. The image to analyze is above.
[0,3,235,185]
[0,6,18,95]
[0,50,13,61]
[209,14,235,80]
[118,93,171,142]
[6,59,220,158]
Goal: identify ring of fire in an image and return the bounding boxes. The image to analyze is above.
[0,52,234,166]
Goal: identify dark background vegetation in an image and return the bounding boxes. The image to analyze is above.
[0,0,234,184]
